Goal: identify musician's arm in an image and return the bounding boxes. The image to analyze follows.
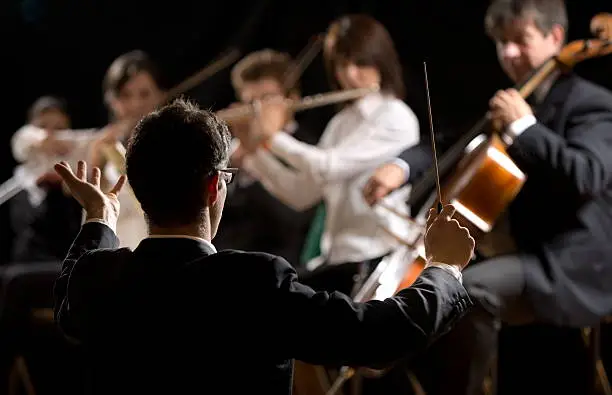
[266,105,420,184]
[242,150,323,211]
[11,125,48,162]
[506,93,612,198]
[268,256,472,367]
[395,141,435,185]
[11,124,98,163]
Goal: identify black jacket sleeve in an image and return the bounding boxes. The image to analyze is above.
[508,88,612,199]
[270,257,471,368]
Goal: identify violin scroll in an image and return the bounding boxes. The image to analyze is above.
[590,13,612,40]
[556,13,612,68]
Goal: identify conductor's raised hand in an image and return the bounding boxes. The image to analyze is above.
[54,160,126,227]
[424,204,475,271]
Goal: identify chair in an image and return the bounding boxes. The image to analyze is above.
[583,316,612,395]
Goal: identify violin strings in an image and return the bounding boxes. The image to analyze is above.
[423,61,443,213]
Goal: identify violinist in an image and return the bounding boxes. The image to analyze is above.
[9,96,85,262]
[392,1,612,394]
[88,50,166,250]
[216,49,319,265]
[233,14,423,296]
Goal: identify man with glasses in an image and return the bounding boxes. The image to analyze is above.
[218,49,321,267]
[51,98,475,395]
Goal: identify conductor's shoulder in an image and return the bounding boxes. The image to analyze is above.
[213,249,297,283]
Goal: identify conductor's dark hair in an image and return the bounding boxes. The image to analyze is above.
[126,98,232,227]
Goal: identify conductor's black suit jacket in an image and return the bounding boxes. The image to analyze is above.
[53,221,471,395]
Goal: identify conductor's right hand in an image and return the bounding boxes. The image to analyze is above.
[424,204,475,271]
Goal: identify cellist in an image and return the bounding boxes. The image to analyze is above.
[364,1,612,394]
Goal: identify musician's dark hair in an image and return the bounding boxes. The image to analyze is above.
[324,14,405,100]
[485,0,568,40]
[103,50,164,102]
[27,95,68,122]
[231,49,301,96]
[126,97,232,227]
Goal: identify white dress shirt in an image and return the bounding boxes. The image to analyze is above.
[10,124,99,206]
[243,91,420,265]
[103,168,148,251]
[101,142,149,251]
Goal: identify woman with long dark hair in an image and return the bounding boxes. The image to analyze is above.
[236,14,421,295]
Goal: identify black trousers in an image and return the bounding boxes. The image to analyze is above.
[408,253,591,395]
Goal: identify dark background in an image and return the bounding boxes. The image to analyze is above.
[0,0,610,262]
[0,1,611,393]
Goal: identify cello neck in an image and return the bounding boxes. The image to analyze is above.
[407,57,560,207]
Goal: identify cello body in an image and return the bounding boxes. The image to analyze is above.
[386,132,526,293]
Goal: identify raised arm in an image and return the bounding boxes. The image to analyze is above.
[265,103,420,185]
[242,149,323,211]
[276,261,470,368]
[273,204,475,367]
[51,161,126,338]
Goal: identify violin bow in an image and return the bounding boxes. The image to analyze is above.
[283,34,324,92]
[164,47,242,103]
[423,61,443,213]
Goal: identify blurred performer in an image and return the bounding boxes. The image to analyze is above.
[88,50,166,250]
[218,49,320,265]
[365,1,612,394]
[9,96,91,262]
[2,95,93,394]
[233,14,421,297]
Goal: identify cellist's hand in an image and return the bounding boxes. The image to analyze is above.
[424,204,475,271]
[489,88,533,129]
[253,96,289,138]
[363,163,407,205]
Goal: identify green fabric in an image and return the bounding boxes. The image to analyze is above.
[300,203,326,265]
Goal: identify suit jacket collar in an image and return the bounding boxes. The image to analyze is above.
[533,72,575,127]
[134,237,217,263]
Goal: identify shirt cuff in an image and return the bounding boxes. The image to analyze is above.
[426,262,463,283]
[503,114,536,145]
[241,152,264,179]
[85,218,117,235]
[268,131,295,156]
[391,158,410,183]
